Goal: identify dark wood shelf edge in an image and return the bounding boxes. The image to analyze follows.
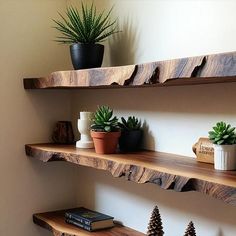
[23,76,236,90]
[162,76,236,87]
[25,144,236,206]
[23,51,236,89]
[33,214,52,232]
[33,209,145,236]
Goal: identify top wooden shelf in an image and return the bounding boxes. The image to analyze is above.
[25,143,236,206]
[23,51,236,89]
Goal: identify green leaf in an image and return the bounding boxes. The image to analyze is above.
[214,137,222,142]
[91,106,119,132]
[217,139,224,145]
[53,3,120,44]
[209,121,236,145]
[104,126,111,132]
[223,134,229,139]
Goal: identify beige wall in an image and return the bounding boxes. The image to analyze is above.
[0,1,76,235]
[1,0,236,236]
[70,1,236,236]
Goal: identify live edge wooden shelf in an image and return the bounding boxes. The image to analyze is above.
[23,51,236,89]
[33,209,144,236]
[26,144,236,206]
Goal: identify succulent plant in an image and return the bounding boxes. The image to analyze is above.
[91,106,119,132]
[118,116,141,131]
[53,3,120,44]
[208,121,236,145]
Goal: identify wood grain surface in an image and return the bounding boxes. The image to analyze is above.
[25,144,236,206]
[23,51,236,89]
[33,209,144,236]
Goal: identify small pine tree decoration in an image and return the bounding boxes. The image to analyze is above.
[147,206,164,236]
[184,221,197,236]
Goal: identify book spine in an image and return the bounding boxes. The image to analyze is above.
[65,218,92,231]
[65,212,91,226]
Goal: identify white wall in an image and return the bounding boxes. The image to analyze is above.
[0,1,77,236]
[70,1,236,236]
[105,0,236,64]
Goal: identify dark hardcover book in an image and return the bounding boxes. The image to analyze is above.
[65,218,92,231]
[65,207,114,231]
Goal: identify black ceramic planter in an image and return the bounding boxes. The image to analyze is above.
[70,43,104,70]
[119,130,143,152]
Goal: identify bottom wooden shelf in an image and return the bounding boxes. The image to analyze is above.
[33,209,145,236]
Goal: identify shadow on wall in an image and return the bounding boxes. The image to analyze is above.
[71,82,236,151]
[218,229,224,236]
[76,166,236,235]
[109,18,139,66]
[72,83,236,115]
[23,90,71,143]
[142,120,155,150]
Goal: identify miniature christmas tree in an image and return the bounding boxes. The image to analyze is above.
[147,206,164,236]
[184,221,197,236]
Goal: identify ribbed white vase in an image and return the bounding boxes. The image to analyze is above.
[213,144,236,170]
[76,112,94,149]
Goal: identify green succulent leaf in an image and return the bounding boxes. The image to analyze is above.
[91,106,119,132]
[104,126,111,132]
[208,121,236,145]
[119,116,142,131]
[217,139,224,145]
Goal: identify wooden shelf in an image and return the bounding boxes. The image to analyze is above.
[26,144,236,206]
[23,51,236,89]
[33,209,144,236]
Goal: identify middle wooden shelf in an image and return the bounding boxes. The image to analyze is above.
[25,143,236,206]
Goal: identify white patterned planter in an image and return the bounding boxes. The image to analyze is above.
[213,144,236,170]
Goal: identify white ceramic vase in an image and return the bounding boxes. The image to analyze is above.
[76,112,94,149]
[213,144,236,170]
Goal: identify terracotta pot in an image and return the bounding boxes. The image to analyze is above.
[91,130,121,154]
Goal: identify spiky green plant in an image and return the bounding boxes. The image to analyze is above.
[91,106,119,132]
[53,2,120,44]
[208,121,236,145]
[118,116,141,131]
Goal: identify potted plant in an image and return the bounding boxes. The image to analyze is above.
[208,121,236,170]
[91,106,121,154]
[118,116,142,152]
[53,3,120,70]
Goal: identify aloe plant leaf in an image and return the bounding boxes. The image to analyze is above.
[53,3,120,44]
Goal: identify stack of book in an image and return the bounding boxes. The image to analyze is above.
[65,207,114,232]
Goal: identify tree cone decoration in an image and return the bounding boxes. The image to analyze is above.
[184,221,197,236]
[147,206,164,236]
